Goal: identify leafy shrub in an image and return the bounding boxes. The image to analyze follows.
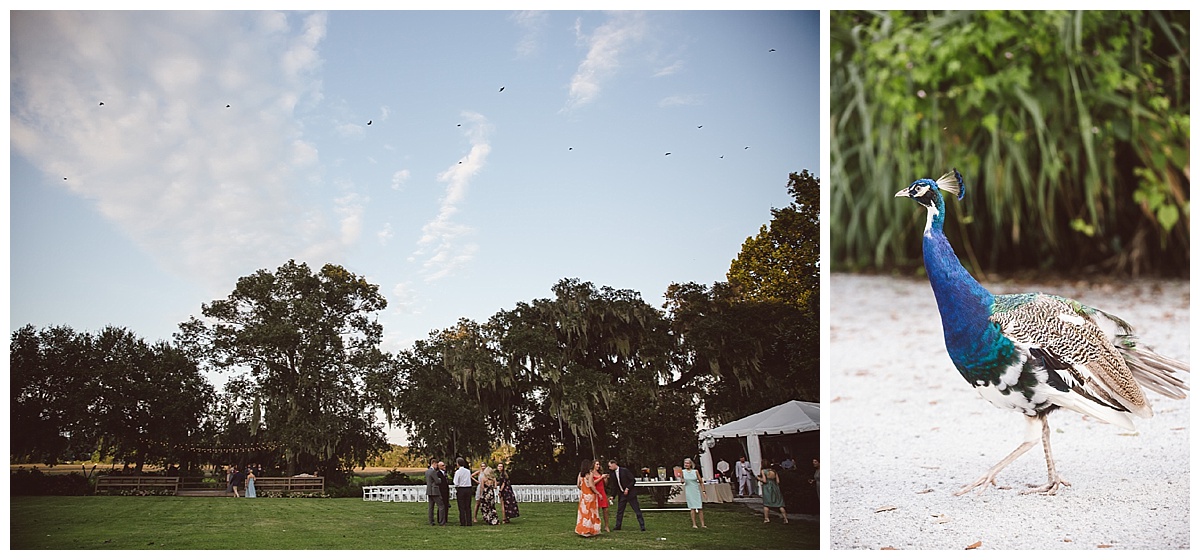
[10,468,92,496]
[832,11,1189,276]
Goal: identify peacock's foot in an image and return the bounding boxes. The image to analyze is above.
[1020,476,1071,496]
[954,472,999,497]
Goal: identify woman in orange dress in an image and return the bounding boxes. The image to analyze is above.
[591,460,611,532]
[575,459,602,537]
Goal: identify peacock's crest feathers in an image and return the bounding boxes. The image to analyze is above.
[895,168,965,211]
[936,168,965,200]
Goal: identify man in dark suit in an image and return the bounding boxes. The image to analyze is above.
[425,458,443,526]
[436,461,451,525]
[607,458,645,531]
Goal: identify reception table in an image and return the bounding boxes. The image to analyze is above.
[668,481,734,504]
[631,479,735,510]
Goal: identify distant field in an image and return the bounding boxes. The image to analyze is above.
[10,496,816,549]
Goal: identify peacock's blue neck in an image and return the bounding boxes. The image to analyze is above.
[922,205,1014,383]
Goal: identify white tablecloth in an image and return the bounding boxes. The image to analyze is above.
[667,481,734,504]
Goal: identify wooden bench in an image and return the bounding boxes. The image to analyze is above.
[95,476,180,495]
[252,476,324,494]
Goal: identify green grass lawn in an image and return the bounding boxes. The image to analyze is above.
[10,496,816,549]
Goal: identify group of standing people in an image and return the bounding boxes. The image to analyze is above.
[423,452,800,536]
[224,464,257,498]
[424,457,520,527]
[574,457,648,537]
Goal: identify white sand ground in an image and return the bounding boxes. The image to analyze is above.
[829,273,1190,550]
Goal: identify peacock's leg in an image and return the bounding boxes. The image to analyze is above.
[1020,414,1070,495]
[954,415,1041,496]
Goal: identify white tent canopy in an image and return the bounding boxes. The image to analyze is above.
[698,400,820,481]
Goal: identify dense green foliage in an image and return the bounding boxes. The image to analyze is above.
[728,170,821,309]
[10,325,214,469]
[362,445,430,469]
[832,11,1189,276]
[10,468,93,496]
[380,279,701,483]
[176,260,392,481]
[10,496,816,549]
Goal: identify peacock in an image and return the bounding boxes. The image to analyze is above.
[895,169,1190,496]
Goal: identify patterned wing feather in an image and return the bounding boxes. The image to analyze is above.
[1070,300,1190,400]
[991,294,1153,420]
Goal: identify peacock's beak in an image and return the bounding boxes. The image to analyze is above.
[895,188,910,198]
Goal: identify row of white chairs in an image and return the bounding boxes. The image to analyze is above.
[363,484,581,503]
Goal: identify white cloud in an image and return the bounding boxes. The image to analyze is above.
[378,223,395,245]
[391,169,411,190]
[282,12,326,81]
[292,140,319,166]
[390,282,418,313]
[412,112,491,281]
[658,94,704,107]
[10,11,339,289]
[653,60,684,77]
[564,12,648,111]
[511,10,548,57]
[334,192,366,246]
[337,122,365,138]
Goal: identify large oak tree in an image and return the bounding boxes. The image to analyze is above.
[176,260,390,479]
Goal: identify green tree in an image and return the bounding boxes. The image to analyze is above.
[388,278,697,483]
[727,170,821,310]
[10,325,97,464]
[176,260,391,479]
[89,327,215,471]
[666,171,820,424]
[496,280,681,454]
[10,325,214,469]
[665,283,816,425]
[387,335,496,461]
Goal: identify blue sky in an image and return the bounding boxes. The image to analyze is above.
[9,10,820,442]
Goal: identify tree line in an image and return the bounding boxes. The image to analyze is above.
[10,171,819,485]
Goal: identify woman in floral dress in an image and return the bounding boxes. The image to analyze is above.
[478,467,500,525]
[574,459,602,537]
[496,462,520,523]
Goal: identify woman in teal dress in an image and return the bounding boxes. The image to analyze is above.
[681,457,707,529]
[245,468,257,498]
[757,461,788,523]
